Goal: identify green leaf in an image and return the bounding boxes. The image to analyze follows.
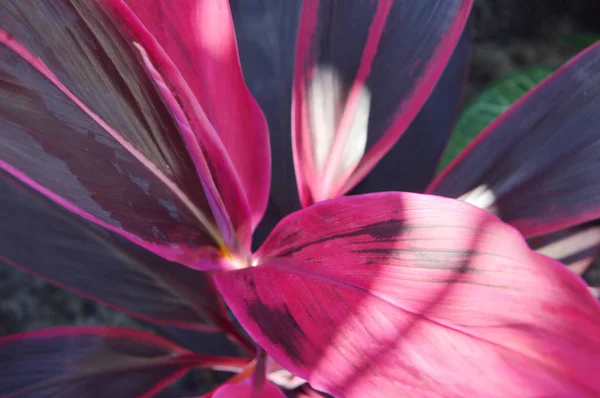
[437,66,556,172]
[560,34,600,49]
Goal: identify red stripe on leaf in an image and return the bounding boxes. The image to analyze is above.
[291,0,473,205]
[108,0,271,240]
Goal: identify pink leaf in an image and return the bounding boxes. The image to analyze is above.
[211,378,285,398]
[216,193,600,397]
[0,1,230,269]
[108,0,271,237]
[0,326,249,397]
[291,0,473,205]
[427,41,600,239]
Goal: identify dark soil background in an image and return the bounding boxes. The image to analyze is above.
[1,0,599,360]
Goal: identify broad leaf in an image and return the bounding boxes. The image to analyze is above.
[427,41,600,239]
[0,171,256,345]
[0,1,232,268]
[291,0,473,205]
[233,4,472,246]
[437,66,555,171]
[104,0,271,240]
[0,326,248,397]
[215,193,600,397]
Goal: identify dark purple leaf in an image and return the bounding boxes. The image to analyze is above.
[149,324,245,357]
[427,41,600,239]
[349,18,472,195]
[0,171,251,343]
[230,0,303,248]
[0,326,248,398]
[584,258,600,287]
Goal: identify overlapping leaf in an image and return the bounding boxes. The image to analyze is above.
[291,0,473,205]
[427,41,600,239]
[104,0,271,242]
[230,0,304,247]
[0,326,248,397]
[232,0,473,246]
[0,171,233,332]
[215,193,600,397]
[0,0,242,268]
[528,222,600,276]
[437,66,555,170]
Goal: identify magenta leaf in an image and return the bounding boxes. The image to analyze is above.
[106,0,271,237]
[211,378,285,398]
[0,1,230,269]
[427,41,600,239]
[215,193,600,397]
[291,0,473,205]
[0,326,249,397]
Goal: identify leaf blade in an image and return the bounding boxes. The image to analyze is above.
[437,66,555,171]
[427,41,600,239]
[216,193,600,397]
[113,0,271,234]
[0,1,226,269]
[292,0,473,204]
[350,19,473,195]
[0,171,228,331]
[0,326,217,398]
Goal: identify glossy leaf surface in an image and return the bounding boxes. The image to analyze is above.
[427,42,600,238]
[0,171,230,331]
[216,193,600,397]
[108,0,271,236]
[0,326,241,397]
[0,1,227,268]
[291,0,473,205]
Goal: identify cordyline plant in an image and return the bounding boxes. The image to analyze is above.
[1,0,600,397]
